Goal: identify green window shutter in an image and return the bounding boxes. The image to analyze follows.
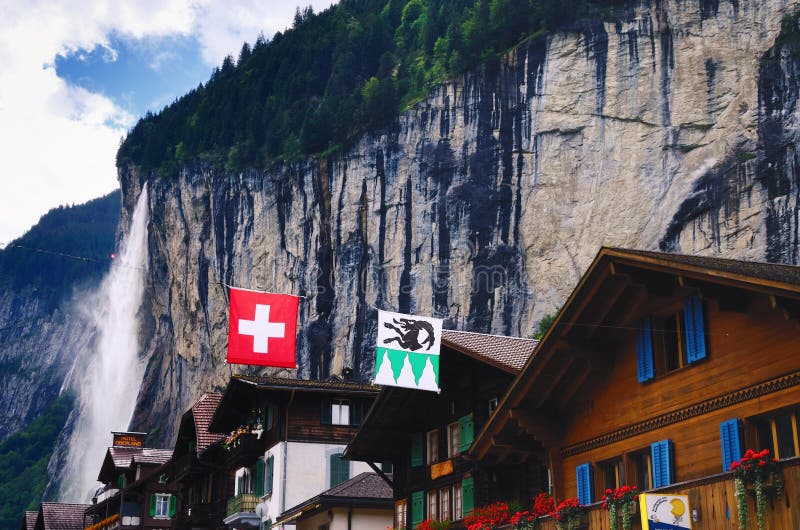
[266,455,274,495]
[265,405,274,430]
[411,432,423,467]
[351,401,364,426]
[117,474,126,489]
[330,453,349,487]
[149,494,156,517]
[256,458,266,496]
[411,491,424,526]
[459,414,474,453]
[168,494,177,517]
[462,477,475,516]
[321,400,332,425]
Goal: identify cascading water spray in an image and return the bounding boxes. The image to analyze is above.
[59,184,149,502]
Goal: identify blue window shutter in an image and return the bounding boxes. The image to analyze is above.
[651,440,674,488]
[576,463,593,505]
[637,318,655,382]
[720,419,743,473]
[411,432,423,467]
[411,491,424,526]
[684,296,707,363]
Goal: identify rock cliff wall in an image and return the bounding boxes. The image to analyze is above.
[121,0,800,445]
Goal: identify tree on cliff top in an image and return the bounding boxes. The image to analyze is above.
[117,0,631,174]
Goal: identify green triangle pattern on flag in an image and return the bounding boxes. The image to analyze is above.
[408,352,428,384]
[386,348,406,382]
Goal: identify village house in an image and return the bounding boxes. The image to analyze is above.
[19,510,37,530]
[275,471,393,529]
[207,375,381,530]
[469,248,800,528]
[84,432,176,530]
[343,329,538,529]
[167,392,228,529]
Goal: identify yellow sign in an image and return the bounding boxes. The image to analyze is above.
[639,493,692,529]
[430,460,454,480]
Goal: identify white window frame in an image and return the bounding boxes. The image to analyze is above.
[453,483,462,520]
[235,467,253,495]
[447,422,460,458]
[154,493,170,518]
[331,400,351,425]
[427,429,439,464]
[439,486,450,520]
[394,499,407,529]
[427,490,438,520]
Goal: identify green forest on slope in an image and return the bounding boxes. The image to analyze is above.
[117,0,629,174]
[0,191,120,307]
[0,395,72,530]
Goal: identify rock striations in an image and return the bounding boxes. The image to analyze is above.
[119,0,800,445]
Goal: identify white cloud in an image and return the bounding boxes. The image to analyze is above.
[0,0,336,244]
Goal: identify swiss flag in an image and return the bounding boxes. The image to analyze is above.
[227,288,300,368]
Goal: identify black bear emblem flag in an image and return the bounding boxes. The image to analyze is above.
[374,310,442,392]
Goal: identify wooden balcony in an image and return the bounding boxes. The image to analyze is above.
[533,458,800,530]
[225,493,260,517]
[224,433,266,468]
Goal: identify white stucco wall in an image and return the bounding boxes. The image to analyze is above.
[259,441,377,529]
[296,507,393,530]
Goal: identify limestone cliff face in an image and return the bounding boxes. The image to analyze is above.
[121,0,800,445]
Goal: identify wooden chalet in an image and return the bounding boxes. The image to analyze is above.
[276,472,393,529]
[33,503,90,530]
[168,392,227,530]
[343,329,538,529]
[85,432,177,530]
[471,247,800,529]
[207,375,380,529]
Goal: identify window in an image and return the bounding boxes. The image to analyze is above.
[631,449,652,491]
[453,483,462,520]
[330,453,350,487]
[381,461,394,473]
[235,467,254,495]
[755,408,800,460]
[427,429,439,464]
[395,499,407,529]
[599,458,622,491]
[427,490,438,520]
[439,487,451,520]
[488,397,499,415]
[447,422,460,458]
[331,400,351,425]
[637,296,706,382]
[154,494,170,518]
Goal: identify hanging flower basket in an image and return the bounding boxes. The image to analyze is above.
[601,486,638,530]
[730,448,784,530]
[551,498,587,530]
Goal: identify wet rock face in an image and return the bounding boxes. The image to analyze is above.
[122,0,800,445]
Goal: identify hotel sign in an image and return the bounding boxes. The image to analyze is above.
[113,432,146,448]
[639,493,692,529]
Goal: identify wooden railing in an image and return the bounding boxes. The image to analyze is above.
[226,493,260,517]
[535,459,799,530]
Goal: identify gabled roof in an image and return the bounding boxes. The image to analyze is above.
[98,446,172,483]
[191,392,224,453]
[20,511,37,530]
[209,375,380,433]
[442,329,537,373]
[278,472,393,524]
[470,247,800,459]
[37,503,90,530]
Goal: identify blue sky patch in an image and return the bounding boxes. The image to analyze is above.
[55,32,213,119]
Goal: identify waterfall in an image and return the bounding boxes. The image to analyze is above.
[59,185,149,502]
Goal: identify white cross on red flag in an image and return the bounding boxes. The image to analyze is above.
[227,287,300,368]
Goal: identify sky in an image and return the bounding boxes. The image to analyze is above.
[0,0,336,245]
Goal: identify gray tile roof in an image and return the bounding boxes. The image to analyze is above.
[323,472,393,499]
[234,374,381,393]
